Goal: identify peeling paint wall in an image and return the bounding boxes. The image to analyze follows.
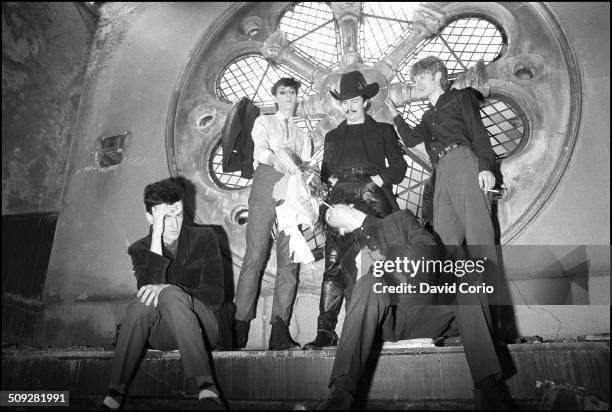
[43,2,235,346]
[2,3,96,214]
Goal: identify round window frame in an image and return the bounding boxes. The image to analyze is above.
[166,1,582,260]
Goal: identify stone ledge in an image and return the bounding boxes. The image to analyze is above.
[2,341,609,405]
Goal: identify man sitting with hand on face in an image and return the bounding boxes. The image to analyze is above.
[103,178,225,410]
[316,198,515,410]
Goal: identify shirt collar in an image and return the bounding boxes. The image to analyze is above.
[274,111,293,123]
[427,89,456,110]
[356,215,382,250]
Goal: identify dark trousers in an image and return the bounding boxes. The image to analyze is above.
[329,268,501,394]
[433,146,495,245]
[235,165,298,323]
[108,285,219,395]
[433,146,500,293]
[316,176,399,332]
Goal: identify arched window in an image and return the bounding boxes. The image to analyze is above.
[212,5,519,215]
[170,1,579,256]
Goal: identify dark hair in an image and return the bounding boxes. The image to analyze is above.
[143,179,184,213]
[271,77,301,96]
[410,56,450,91]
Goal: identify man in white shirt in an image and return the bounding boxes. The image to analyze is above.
[234,78,312,350]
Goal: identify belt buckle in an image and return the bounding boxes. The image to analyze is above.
[438,144,458,159]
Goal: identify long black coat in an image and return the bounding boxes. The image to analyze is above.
[221,97,260,179]
[127,225,224,312]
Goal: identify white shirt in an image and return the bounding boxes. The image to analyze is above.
[252,111,312,170]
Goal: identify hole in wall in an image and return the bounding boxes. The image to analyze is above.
[230,205,249,225]
[198,115,213,128]
[514,65,534,80]
[97,131,129,168]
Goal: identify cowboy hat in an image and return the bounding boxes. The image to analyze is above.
[330,71,379,101]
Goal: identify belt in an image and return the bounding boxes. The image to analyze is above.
[334,166,379,178]
[437,143,461,160]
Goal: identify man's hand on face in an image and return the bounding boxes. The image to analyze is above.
[137,284,170,307]
[478,170,496,192]
[151,204,177,237]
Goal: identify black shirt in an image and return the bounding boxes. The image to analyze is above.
[322,115,407,185]
[164,238,178,259]
[335,124,370,170]
[393,88,496,173]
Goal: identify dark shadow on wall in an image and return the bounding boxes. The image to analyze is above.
[2,212,59,347]
[173,176,236,350]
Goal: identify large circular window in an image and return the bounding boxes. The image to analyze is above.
[168,2,581,282]
[210,4,518,221]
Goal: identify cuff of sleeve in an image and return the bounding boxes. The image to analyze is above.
[361,215,380,233]
[478,160,492,173]
[377,172,389,185]
[142,251,171,283]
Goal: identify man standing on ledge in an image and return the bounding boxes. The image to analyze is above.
[234,77,312,351]
[385,56,498,249]
[316,200,514,410]
[304,71,407,350]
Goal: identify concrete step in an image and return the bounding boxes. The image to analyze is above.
[2,341,609,409]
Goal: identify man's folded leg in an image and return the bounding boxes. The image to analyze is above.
[105,295,159,408]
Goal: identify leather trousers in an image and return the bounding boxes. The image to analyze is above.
[317,175,399,333]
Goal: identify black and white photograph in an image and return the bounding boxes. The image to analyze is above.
[2,2,610,410]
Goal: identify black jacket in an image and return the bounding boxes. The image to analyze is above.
[221,97,260,179]
[322,115,407,185]
[127,225,224,311]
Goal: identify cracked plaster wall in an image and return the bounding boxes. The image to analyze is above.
[2,2,96,214]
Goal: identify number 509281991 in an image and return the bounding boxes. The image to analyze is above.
[1,391,69,406]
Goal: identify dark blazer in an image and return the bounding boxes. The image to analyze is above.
[377,209,441,255]
[221,97,260,179]
[127,225,224,312]
[321,115,407,185]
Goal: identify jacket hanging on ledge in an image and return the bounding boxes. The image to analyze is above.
[221,97,260,179]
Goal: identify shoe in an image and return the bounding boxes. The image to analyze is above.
[269,317,300,350]
[101,390,124,410]
[234,319,250,349]
[474,379,518,410]
[317,387,353,410]
[309,280,344,349]
[303,329,339,350]
[197,397,227,410]
[197,383,228,410]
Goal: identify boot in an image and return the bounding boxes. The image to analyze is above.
[269,317,300,350]
[234,319,250,349]
[304,281,343,350]
[473,374,519,410]
[316,387,353,410]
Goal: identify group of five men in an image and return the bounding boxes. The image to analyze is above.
[103,56,512,410]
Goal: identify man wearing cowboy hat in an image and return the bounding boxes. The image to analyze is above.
[303,71,407,350]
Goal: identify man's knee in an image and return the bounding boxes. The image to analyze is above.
[353,274,384,302]
[156,285,190,308]
[124,296,156,323]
